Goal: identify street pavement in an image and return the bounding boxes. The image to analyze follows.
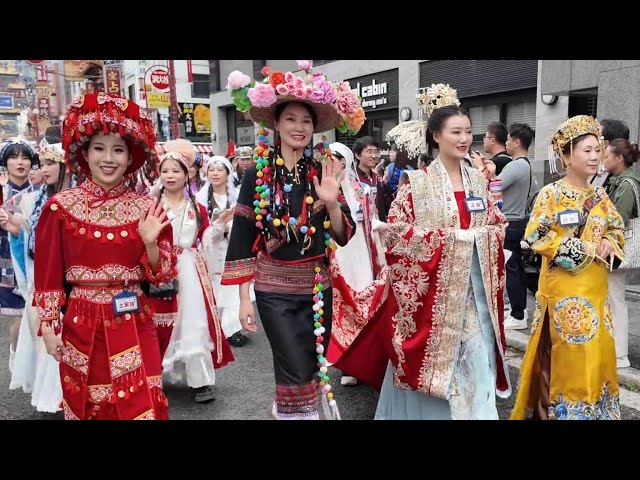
[1,313,639,420]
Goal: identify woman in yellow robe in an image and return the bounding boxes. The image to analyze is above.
[511,115,625,420]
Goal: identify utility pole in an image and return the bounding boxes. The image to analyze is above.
[168,60,180,139]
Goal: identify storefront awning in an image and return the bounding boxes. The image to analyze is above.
[155,142,213,156]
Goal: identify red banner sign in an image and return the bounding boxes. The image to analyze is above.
[104,65,122,96]
[38,97,50,116]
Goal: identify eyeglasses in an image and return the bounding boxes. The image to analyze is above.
[363,148,379,155]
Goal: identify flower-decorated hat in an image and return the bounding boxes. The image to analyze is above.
[548,115,602,174]
[164,138,196,166]
[386,83,461,158]
[62,92,158,178]
[226,61,365,135]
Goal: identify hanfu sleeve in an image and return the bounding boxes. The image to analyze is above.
[524,184,595,274]
[33,198,66,325]
[222,168,259,285]
[140,214,177,284]
[329,191,356,247]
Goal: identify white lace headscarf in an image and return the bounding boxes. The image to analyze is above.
[330,142,363,224]
[195,155,238,211]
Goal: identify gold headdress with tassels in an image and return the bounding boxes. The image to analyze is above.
[386,83,461,158]
[548,115,602,174]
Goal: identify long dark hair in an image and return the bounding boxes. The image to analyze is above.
[28,160,67,259]
[206,162,232,219]
[158,156,203,231]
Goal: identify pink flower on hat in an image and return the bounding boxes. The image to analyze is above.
[336,91,359,115]
[276,84,289,95]
[248,83,277,108]
[323,89,337,104]
[310,90,326,103]
[336,81,352,93]
[227,70,251,91]
[284,72,295,83]
[319,80,333,92]
[296,60,313,71]
[293,88,306,99]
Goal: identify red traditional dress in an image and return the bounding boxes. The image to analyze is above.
[34,92,176,420]
[327,177,389,366]
[34,180,177,419]
[335,160,511,418]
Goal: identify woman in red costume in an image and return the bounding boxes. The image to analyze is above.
[35,92,177,420]
[335,85,511,419]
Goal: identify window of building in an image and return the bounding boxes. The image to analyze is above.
[209,60,221,93]
[127,84,135,102]
[253,60,266,80]
[568,93,598,118]
[191,73,210,98]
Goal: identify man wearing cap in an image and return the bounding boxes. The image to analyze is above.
[231,146,255,189]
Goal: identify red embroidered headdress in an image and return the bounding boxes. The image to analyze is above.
[62,92,159,182]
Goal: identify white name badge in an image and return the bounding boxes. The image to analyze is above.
[558,209,581,227]
[624,229,634,240]
[113,290,140,315]
[465,196,486,213]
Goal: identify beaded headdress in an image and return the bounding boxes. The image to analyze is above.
[548,115,602,174]
[386,83,461,158]
[62,92,159,183]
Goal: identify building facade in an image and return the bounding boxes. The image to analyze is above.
[208,60,539,161]
[537,60,640,183]
[123,60,212,153]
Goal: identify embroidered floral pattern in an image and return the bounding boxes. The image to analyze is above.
[69,284,145,305]
[147,375,163,389]
[554,237,587,271]
[275,382,318,414]
[66,264,144,284]
[88,384,113,404]
[54,183,152,226]
[141,239,177,284]
[553,296,598,344]
[109,346,143,379]
[549,383,620,420]
[34,289,65,321]
[62,342,89,376]
[222,257,256,284]
[63,400,80,420]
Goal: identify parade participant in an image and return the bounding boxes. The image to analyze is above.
[0,138,40,371]
[5,142,68,412]
[153,151,233,403]
[511,116,625,420]
[603,139,640,369]
[222,62,363,419]
[336,84,511,419]
[326,142,388,386]
[35,92,177,420]
[231,146,255,189]
[196,155,251,347]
